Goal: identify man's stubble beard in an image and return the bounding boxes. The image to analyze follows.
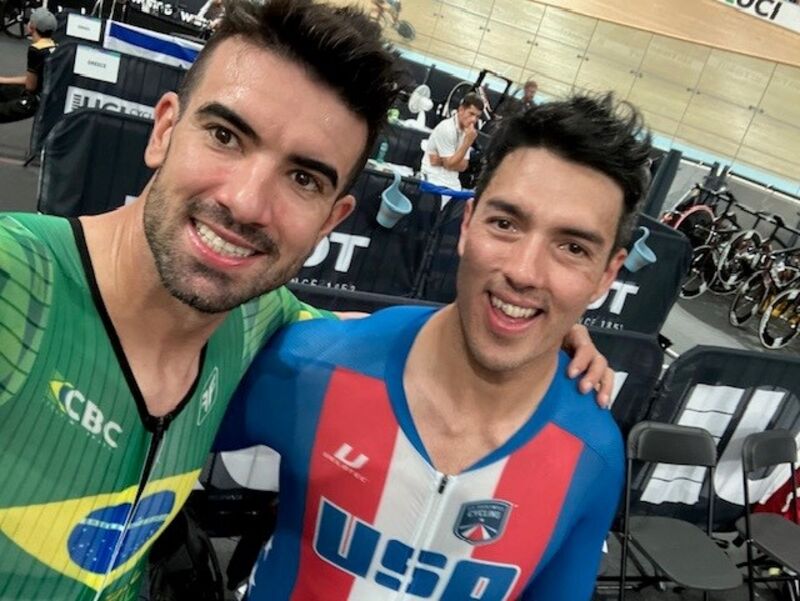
[142,171,310,314]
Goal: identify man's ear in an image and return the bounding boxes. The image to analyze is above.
[144,92,180,169]
[457,198,475,257]
[316,194,356,244]
[592,248,627,304]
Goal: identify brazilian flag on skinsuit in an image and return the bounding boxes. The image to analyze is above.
[0,213,326,600]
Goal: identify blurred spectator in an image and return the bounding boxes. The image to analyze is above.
[0,7,57,123]
[521,78,538,111]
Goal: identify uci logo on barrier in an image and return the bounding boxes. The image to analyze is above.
[723,0,783,20]
[64,87,154,120]
[313,498,520,599]
[50,379,123,448]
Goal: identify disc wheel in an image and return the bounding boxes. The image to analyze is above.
[675,209,713,249]
[729,271,769,327]
[680,245,716,299]
[759,288,800,349]
[715,230,763,294]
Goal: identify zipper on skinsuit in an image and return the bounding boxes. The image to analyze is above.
[393,472,455,600]
[92,416,169,601]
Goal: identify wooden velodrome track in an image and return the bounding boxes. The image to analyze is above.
[538,0,800,68]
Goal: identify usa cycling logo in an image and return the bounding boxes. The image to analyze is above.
[50,379,123,448]
[454,500,512,545]
[68,491,175,573]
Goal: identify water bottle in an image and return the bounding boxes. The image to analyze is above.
[376,141,389,163]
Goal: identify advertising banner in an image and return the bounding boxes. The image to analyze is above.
[713,0,800,34]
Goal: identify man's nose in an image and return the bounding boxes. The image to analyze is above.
[215,157,278,226]
[504,236,548,290]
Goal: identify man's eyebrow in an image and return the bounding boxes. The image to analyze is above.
[485,199,529,223]
[196,103,340,190]
[196,102,259,143]
[556,226,606,247]
[288,154,339,190]
[486,199,607,246]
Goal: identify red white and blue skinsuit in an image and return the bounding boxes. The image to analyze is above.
[215,306,624,601]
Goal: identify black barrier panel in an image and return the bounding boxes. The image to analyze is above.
[581,214,691,335]
[31,42,185,156]
[589,328,663,439]
[642,148,680,219]
[125,7,207,38]
[414,196,465,303]
[630,346,800,531]
[372,123,428,171]
[293,168,440,298]
[38,109,153,216]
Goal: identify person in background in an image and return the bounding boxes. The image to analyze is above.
[0,7,57,123]
[420,92,483,191]
[521,78,538,111]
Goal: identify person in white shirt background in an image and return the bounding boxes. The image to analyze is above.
[421,92,483,192]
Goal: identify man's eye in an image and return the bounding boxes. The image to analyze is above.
[491,218,513,231]
[293,171,322,193]
[209,125,236,147]
[565,242,588,256]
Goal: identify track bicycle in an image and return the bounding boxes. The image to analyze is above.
[714,211,789,295]
[661,164,731,249]
[759,284,800,350]
[678,190,741,299]
[369,0,415,42]
[729,246,800,329]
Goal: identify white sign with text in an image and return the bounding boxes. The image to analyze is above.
[713,0,800,35]
[73,45,120,84]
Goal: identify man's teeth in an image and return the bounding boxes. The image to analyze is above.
[490,295,540,319]
[195,222,255,258]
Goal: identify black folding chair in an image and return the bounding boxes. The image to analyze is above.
[619,421,742,600]
[738,429,800,601]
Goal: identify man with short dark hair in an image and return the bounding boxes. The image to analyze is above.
[0,7,57,123]
[220,94,652,600]
[0,1,398,599]
[421,92,484,191]
[0,1,609,599]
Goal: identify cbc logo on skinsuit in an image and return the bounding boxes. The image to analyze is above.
[50,379,123,448]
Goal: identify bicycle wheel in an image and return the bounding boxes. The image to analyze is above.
[395,19,415,40]
[0,0,25,38]
[680,245,716,299]
[729,271,769,327]
[715,230,763,294]
[759,288,800,349]
[675,208,714,249]
[443,81,474,119]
